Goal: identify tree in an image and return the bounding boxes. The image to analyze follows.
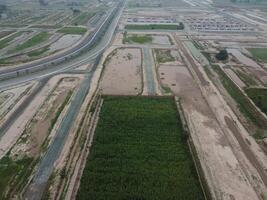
[179,22,184,30]
[215,49,228,61]
[71,7,80,15]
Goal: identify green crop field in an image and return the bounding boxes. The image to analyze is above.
[12,32,50,52]
[125,23,184,30]
[123,33,152,44]
[245,88,267,116]
[57,26,87,35]
[247,48,267,62]
[76,96,204,200]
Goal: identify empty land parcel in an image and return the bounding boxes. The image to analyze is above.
[77,96,204,200]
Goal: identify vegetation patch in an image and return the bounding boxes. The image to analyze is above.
[123,33,152,44]
[57,26,87,35]
[27,46,49,57]
[0,32,23,50]
[215,49,228,61]
[201,51,213,63]
[0,156,34,199]
[234,70,257,86]
[11,32,50,52]
[245,88,267,116]
[29,25,61,29]
[125,23,184,30]
[154,49,175,63]
[247,48,267,62]
[192,40,203,50]
[211,64,267,129]
[77,96,204,200]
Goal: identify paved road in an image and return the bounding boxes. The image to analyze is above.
[23,1,125,199]
[24,57,99,200]
[143,48,156,95]
[0,78,49,137]
[0,0,124,90]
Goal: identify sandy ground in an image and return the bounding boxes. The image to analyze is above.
[188,39,267,198]
[227,49,263,70]
[154,49,184,65]
[0,82,33,121]
[158,64,262,200]
[152,35,172,45]
[100,48,142,95]
[48,34,82,53]
[224,67,246,88]
[73,64,91,71]
[161,32,267,199]
[10,76,82,159]
[0,74,83,159]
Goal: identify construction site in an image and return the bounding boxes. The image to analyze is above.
[0,0,267,199]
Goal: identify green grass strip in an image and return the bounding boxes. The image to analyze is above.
[212,64,267,129]
[12,32,50,52]
[125,23,184,30]
[0,32,23,49]
[247,48,267,62]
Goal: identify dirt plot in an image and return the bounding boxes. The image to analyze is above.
[0,75,83,159]
[100,48,142,95]
[0,83,34,126]
[154,49,183,64]
[0,31,14,39]
[10,77,80,159]
[48,34,82,53]
[0,75,83,198]
[158,64,262,199]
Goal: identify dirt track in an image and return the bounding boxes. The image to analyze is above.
[225,116,267,188]
[161,34,267,199]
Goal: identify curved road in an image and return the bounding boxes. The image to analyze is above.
[0,1,123,82]
[0,1,123,90]
[22,1,125,199]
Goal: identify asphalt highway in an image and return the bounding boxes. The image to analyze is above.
[0,0,123,90]
[22,1,125,199]
[0,1,122,82]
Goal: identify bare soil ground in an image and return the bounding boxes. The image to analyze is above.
[100,48,142,95]
[0,74,83,159]
[158,63,262,200]
[181,33,267,198]
[0,82,33,121]
[224,68,246,88]
[10,77,81,159]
